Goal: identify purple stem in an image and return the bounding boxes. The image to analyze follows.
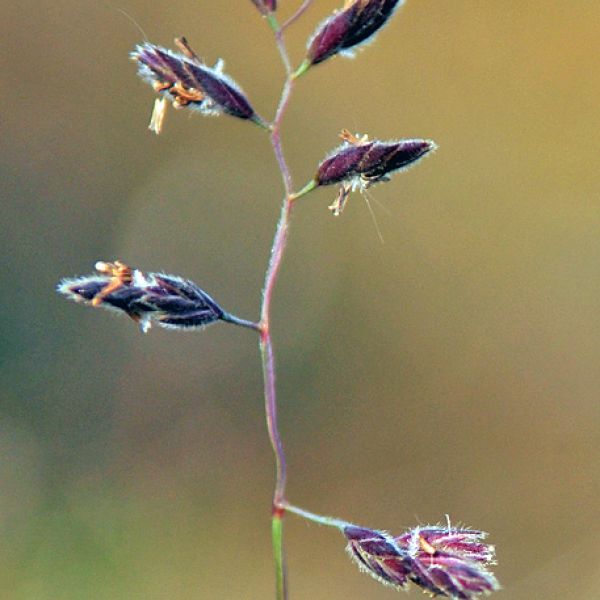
[260,26,296,507]
[259,20,298,600]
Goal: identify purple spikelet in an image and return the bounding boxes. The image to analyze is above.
[306,0,405,66]
[314,129,436,215]
[344,522,500,599]
[344,526,411,589]
[132,40,262,131]
[57,261,225,333]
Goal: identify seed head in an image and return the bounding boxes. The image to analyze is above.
[314,129,436,215]
[57,261,224,333]
[344,522,500,599]
[305,0,405,67]
[132,40,262,132]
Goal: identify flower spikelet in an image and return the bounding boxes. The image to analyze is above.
[306,0,405,66]
[397,525,499,599]
[132,40,260,131]
[57,261,224,333]
[344,526,411,589]
[314,129,436,215]
[343,522,500,599]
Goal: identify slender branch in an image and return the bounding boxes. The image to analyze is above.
[281,0,314,32]
[270,81,295,194]
[274,25,292,76]
[282,502,351,530]
[220,312,261,331]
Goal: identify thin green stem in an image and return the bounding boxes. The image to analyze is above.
[282,502,350,530]
[291,59,311,80]
[220,312,261,332]
[266,12,279,33]
[272,513,287,600]
[291,179,317,201]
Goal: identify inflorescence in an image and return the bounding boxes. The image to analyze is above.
[58,2,500,598]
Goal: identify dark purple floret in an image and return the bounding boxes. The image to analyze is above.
[149,275,224,321]
[345,526,399,555]
[315,141,375,185]
[306,0,405,66]
[343,522,499,599]
[136,44,195,88]
[307,6,357,65]
[316,131,436,190]
[397,526,500,599]
[57,261,224,333]
[193,66,255,120]
[132,42,257,121]
[342,0,402,48]
[343,525,411,589]
[158,311,224,329]
[361,139,436,181]
[251,0,276,14]
[312,130,436,214]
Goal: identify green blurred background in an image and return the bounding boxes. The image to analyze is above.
[2,1,600,598]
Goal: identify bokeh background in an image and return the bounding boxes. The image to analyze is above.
[2,1,600,598]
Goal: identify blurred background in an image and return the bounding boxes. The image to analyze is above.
[2,1,600,598]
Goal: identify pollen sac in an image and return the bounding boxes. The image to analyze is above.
[57,261,225,333]
[132,41,259,126]
[314,130,436,215]
[251,0,276,15]
[344,523,500,599]
[306,0,405,66]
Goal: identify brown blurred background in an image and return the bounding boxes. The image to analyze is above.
[2,1,600,598]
